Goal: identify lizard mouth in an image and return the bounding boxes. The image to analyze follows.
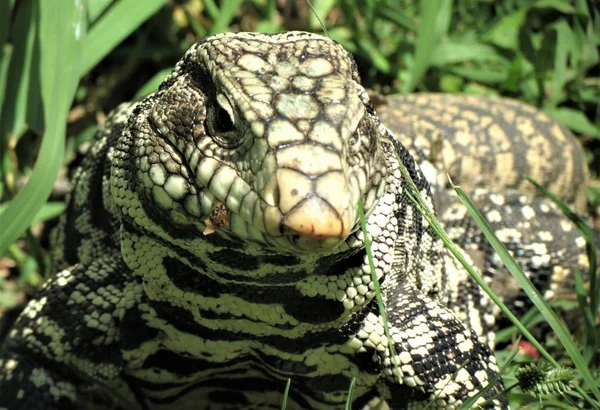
[197,160,359,253]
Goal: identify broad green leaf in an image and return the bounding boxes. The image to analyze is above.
[462,83,499,96]
[203,0,219,20]
[82,0,166,74]
[0,0,86,255]
[548,107,600,137]
[32,202,67,223]
[431,40,506,66]
[448,66,507,84]
[439,73,464,92]
[482,8,528,50]
[0,0,11,113]
[579,16,600,70]
[533,0,578,14]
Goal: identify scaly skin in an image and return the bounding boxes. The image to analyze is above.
[0,31,591,410]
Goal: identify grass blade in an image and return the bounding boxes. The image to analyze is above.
[527,176,598,365]
[87,0,114,23]
[451,184,600,404]
[395,154,600,407]
[357,201,402,382]
[134,68,171,98]
[82,0,166,74]
[458,347,520,410]
[0,0,86,255]
[209,0,245,35]
[280,378,291,410]
[0,0,39,142]
[401,0,452,93]
[344,377,356,410]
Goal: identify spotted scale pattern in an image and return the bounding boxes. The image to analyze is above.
[373,93,589,213]
[0,31,591,410]
[373,93,594,336]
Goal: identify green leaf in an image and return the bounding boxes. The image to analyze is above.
[547,107,600,137]
[82,0,166,74]
[458,348,519,410]
[308,0,337,31]
[549,19,573,107]
[0,202,66,224]
[0,0,14,51]
[482,8,528,50]
[0,45,12,123]
[0,0,39,141]
[398,158,600,407]
[501,55,528,92]
[448,66,507,84]
[280,378,291,410]
[357,37,391,74]
[439,73,464,92]
[87,0,114,23]
[527,177,599,365]
[377,4,417,32]
[453,184,600,404]
[209,0,245,35]
[327,27,357,53]
[532,0,578,14]
[254,20,283,34]
[431,40,506,66]
[0,0,86,255]
[344,377,356,410]
[401,0,452,93]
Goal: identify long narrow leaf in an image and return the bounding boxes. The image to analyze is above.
[397,159,599,407]
[0,0,38,142]
[452,185,600,403]
[209,0,245,35]
[344,377,356,410]
[82,0,166,74]
[401,0,452,93]
[281,378,291,410]
[0,0,86,255]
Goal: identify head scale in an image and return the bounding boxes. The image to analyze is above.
[137,32,387,253]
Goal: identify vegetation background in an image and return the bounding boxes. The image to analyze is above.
[0,0,599,408]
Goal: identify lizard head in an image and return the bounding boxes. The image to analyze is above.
[140,32,387,252]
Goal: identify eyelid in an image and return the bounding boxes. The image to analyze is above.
[216,93,236,126]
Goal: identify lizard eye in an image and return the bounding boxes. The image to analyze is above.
[207,94,241,148]
[214,105,235,133]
